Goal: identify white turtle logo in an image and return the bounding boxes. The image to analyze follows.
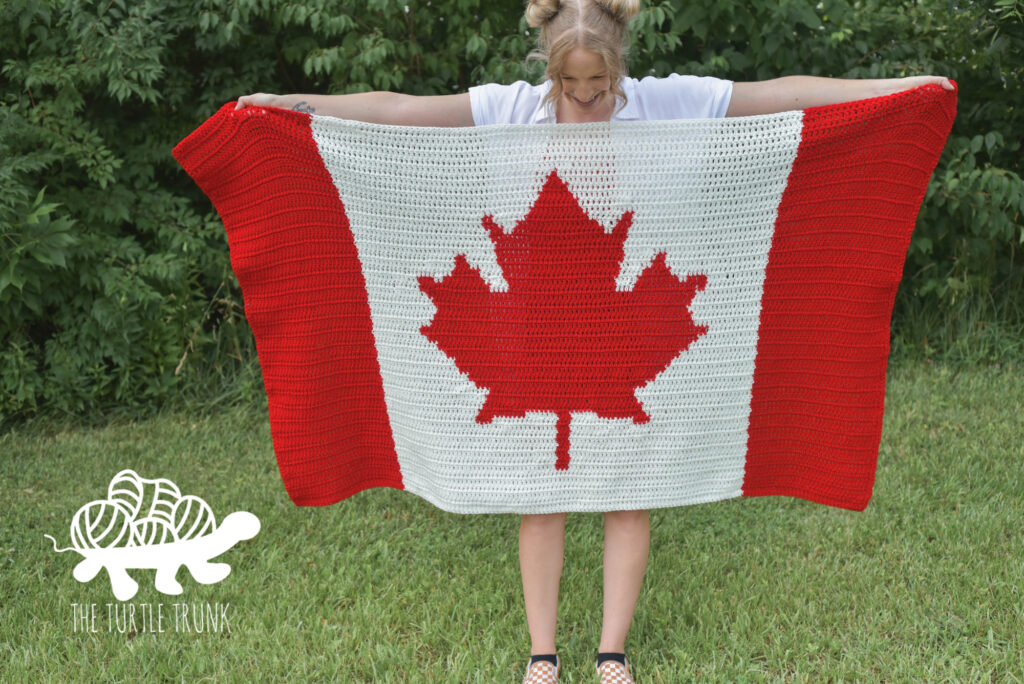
[45,469,260,601]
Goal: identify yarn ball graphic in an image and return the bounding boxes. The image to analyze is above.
[131,516,177,546]
[70,500,134,549]
[107,470,145,519]
[172,495,217,541]
[145,478,182,526]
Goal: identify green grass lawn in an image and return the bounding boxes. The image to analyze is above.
[2,360,1022,683]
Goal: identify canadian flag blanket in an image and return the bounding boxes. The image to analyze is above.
[173,84,956,514]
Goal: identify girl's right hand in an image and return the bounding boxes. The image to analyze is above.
[234,93,279,110]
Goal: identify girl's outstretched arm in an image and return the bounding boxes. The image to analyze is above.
[234,91,474,127]
[725,75,954,117]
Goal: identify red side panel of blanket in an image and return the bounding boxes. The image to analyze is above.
[742,84,957,510]
[173,104,402,506]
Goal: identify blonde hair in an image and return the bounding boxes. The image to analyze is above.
[524,0,641,117]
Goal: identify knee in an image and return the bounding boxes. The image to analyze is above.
[521,512,567,528]
[604,509,649,530]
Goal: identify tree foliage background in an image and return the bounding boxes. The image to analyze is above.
[2,0,1022,426]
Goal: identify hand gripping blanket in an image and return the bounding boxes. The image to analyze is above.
[173,84,956,514]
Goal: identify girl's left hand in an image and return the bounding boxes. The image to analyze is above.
[883,76,955,94]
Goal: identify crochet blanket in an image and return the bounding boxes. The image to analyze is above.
[173,84,956,514]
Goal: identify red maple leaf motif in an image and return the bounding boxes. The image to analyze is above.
[418,169,708,470]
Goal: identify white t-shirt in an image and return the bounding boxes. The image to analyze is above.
[469,73,733,125]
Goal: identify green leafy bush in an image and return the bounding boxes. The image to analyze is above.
[1,0,1021,426]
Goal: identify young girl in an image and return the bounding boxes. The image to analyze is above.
[235,1,952,681]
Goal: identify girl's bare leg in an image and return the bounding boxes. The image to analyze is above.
[598,509,650,653]
[519,512,568,654]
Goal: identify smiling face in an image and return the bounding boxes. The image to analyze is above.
[557,46,614,122]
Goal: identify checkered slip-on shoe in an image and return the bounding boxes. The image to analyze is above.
[522,655,560,684]
[596,656,635,684]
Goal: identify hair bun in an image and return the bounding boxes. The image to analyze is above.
[593,0,641,23]
[525,0,561,28]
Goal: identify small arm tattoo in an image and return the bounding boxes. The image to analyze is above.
[292,100,316,114]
